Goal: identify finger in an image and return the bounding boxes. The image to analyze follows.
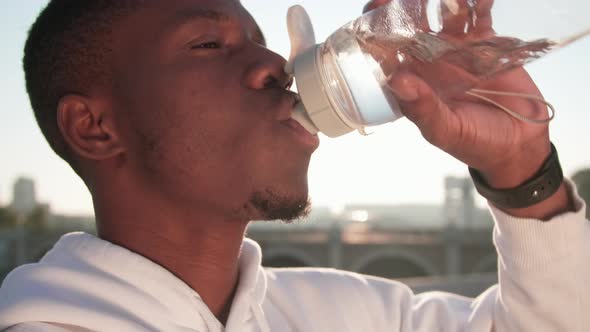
[404,0,431,32]
[393,53,480,102]
[440,0,470,36]
[364,0,431,32]
[469,0,494,37]
[440,0,494,37]
[363,0,393,13]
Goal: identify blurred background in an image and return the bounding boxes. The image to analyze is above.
[1,1,589,296]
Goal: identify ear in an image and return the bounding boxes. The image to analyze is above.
[57,94,125,161]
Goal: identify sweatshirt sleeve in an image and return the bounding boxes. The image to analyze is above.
[2,322,83,332]
[399,178,589,332]
[482,178,589,332]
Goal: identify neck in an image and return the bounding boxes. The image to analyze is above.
[93,186,249,324]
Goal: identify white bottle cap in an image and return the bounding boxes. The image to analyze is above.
[292,46,354,138]
[286,5,354,138]
[291,102,319,135]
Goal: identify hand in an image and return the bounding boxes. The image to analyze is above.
[363,0,575,219]
[363,0,551,189]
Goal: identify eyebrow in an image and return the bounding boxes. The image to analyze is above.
[172,8,232,25]
[169,8,267,47]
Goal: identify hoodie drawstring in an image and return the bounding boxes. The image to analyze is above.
[251,299,271,332]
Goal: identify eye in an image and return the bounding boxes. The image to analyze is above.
[190,41,221,50]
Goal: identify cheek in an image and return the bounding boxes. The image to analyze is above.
[120,64,227,144]
[115,58,288,186]
[133,97,254,187]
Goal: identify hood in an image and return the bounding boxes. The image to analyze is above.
[0,232,270,332]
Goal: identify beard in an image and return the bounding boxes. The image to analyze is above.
[248,188,311,222]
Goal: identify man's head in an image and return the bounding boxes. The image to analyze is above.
[24,0,319,223]
[24,1,142,168]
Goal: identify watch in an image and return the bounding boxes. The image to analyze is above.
[468,143,563,209]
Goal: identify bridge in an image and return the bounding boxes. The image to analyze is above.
[250,222,497,278]
[1,177,499,296]
[1,218,497,280]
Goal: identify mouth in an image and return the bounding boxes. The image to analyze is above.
[280,91,320,149]
[282,117,320,149]
[282,90,301,112]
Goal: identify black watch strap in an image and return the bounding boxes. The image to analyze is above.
[468,143,563,209]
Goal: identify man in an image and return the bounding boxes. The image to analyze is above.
[0,0,588,331]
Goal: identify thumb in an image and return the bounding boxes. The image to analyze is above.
[389,72,457,149]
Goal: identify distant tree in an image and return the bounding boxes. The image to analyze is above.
[0,207,17,229]
[572,168,590,219]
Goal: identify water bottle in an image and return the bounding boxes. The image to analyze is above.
[285,1,590,137]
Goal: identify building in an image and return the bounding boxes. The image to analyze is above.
[444,176,476,228]
[10,177,37,217]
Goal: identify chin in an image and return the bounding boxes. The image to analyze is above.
[247,186,311,222]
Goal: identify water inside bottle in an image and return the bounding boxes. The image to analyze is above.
[338,24,560,100]
[319,29,404,128]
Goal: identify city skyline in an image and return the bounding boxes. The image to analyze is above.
[0,175,493,230]
[2,1,590,215]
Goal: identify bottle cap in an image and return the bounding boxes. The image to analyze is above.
[292,46,355,137]
[291,102,319,135]
[286,5,354,138]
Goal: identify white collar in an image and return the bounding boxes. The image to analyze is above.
[0,232,270,332]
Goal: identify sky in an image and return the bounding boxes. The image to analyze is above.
[1,1,589,216]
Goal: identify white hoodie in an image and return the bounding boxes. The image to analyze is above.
[0,181,588,332]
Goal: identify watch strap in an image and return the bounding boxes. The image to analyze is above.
[468,143,563,209]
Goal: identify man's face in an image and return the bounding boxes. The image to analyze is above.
[109,0,319,221]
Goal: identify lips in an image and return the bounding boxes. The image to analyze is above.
[282,118,320,149]
[285,91,301,111]
[274,90,320,149]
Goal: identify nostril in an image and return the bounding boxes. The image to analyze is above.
[262,75,293,90]
[284,76,294,90]
[263,76,279,88]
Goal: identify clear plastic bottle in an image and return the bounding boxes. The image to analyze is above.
[286,1,590,137]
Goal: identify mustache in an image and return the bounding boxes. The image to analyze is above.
[262,87,301,107]
[284,90,302,106]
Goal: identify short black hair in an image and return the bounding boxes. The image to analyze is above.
[23,0,141,167]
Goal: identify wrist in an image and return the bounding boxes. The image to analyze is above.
[498,182,573,221]
[480,141,552,189]
[469,141,565,211]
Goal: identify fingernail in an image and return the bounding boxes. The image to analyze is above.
[393,78,419,102]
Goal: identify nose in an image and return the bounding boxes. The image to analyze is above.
[242,45,293,90]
